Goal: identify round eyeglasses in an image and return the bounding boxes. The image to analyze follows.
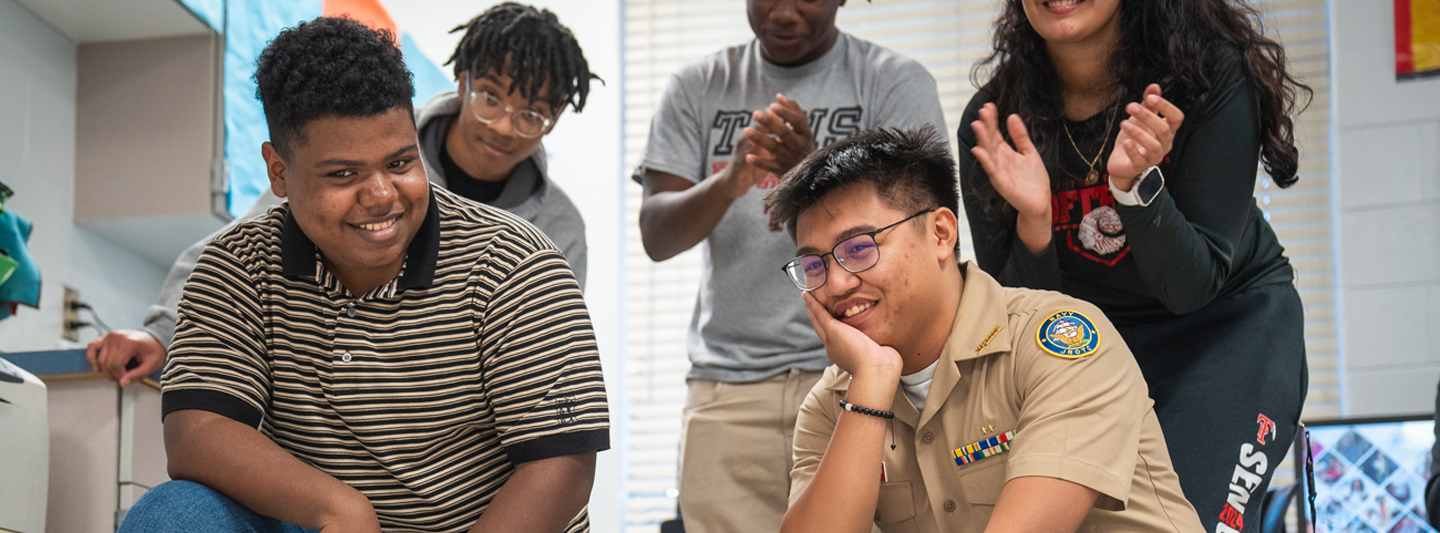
[465,77,555,139]
[780,208,935,292]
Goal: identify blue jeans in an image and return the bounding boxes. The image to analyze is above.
[118,480,319,533]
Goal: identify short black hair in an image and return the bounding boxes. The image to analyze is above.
[765,126,958,242]
[254,17,414,158]
[447,2,599,114]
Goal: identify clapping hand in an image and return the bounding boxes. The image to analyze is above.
[969,103,1052,220]
[716,135,771,200]
[1107,84,1185,190]
[743,94,818,177]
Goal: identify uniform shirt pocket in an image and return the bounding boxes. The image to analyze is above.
[876,480,920,532]
[956,457,1008,506]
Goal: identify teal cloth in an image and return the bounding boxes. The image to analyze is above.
[0,211,40,321]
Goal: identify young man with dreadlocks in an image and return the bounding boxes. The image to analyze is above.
[426,1,595,285]
[115,16,608,533]
[85,2,598,389]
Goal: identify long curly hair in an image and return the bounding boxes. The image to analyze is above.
[968,0,1312,233]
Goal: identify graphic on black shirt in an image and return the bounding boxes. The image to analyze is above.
[1054,178,1130,266]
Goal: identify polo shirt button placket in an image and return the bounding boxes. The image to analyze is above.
[345,306,356,318]
[341,351,352,363]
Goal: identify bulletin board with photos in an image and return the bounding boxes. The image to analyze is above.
[1307,416,1435,533]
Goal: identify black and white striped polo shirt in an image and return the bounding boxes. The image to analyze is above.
[161,185,609,533]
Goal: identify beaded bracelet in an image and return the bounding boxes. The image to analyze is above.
[838,399,894,419]
[839,399,898,450]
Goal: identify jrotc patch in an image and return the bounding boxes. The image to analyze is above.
[1036,310,1100,359]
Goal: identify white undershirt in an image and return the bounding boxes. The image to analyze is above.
[899,359,940,413]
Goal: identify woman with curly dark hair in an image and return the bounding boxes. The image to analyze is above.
[958,1,1311,531]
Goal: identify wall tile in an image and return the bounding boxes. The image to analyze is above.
[1342,285,1439,367]
[1424,124,1440,202]
[1340,204,1440,286]
[0,61,24,167]
[25,79,76,178]
[1338,122,1440,209]
[1333,0,1392,49]
[1334,40,1440,129]
[1344,366,1440,417]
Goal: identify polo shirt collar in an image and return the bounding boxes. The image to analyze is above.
[280,186,440,291]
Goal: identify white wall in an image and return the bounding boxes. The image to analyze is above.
[1332,0,1440,417]
[387,3,627,532]
[0,0,166,352]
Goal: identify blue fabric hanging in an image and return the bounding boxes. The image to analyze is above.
[0,211,41,321]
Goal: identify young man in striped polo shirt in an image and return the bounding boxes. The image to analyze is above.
[88,2,595,388]
[116,17,609,533]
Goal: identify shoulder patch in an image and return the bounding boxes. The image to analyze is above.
[1035,310,1101,359]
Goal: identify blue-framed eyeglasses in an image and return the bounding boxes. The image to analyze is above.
[781,208,935,292]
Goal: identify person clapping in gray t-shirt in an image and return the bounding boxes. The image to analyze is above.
[632,2,948,531]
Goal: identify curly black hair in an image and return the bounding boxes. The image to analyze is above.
[254,17,414,158]
[447,2,599,114]
[765,126,958,244]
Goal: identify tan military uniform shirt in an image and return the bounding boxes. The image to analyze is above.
[790,262,1204,533]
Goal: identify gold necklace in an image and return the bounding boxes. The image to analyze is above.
[1062,101,1119,186]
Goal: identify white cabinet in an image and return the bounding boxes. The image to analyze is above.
[0,360,49,533]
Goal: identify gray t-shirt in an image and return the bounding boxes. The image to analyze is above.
[636,32,949,382]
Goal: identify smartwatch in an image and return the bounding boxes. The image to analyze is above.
[1110,166,1165,207]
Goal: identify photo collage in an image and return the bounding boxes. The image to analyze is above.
[1309,420,1435,533]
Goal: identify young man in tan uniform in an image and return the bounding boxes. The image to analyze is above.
[764,127,1205,533]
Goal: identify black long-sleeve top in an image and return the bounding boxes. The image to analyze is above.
[958,55,1294,326]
